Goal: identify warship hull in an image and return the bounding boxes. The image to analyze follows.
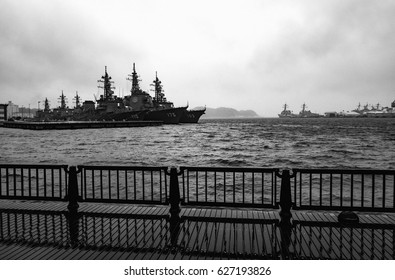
[145,107,188,124]
[180,109,206,123]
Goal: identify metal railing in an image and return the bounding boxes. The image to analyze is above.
[179,167,279,208]
[78,165,169,205]
[292,169,395,212]
[1,164,395,215]
[0,164,68,201]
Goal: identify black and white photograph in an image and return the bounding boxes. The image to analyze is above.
[0,0,395,278]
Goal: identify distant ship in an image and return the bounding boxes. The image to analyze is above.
[324,101,395,118]
[278,103,297,118]
[278,103,321,118]
[297,103,321,118]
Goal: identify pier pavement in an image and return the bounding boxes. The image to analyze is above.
[1,199,394,260]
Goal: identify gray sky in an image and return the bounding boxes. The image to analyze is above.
[1,0,395,117]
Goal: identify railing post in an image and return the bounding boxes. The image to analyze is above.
[167,167,181,221]
[166,167,182,247]
[66,166,80,213]
[277,169,294,220]
[275,169,295,259]
[64,165,81,247]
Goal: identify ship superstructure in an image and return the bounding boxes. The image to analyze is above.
[278,103,296,118]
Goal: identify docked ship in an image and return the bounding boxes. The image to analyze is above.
[350,102,395,117]
[34,64,208,124]
[124,65,188,124]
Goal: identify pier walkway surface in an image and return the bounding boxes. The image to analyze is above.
[1,164,394,259]
[1,200,394,260]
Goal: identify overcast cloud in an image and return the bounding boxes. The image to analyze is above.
[1,0,394,116]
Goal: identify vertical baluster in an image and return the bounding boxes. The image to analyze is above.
[28,168,32,197]
[361,174,365,208]
[13,167,16,196]
[252,172,255,204]
[242,172,245,204]
[214,171,218,203]
[351,173,354,208]
[51,168,54,198]
[383,174,386,209]
[108,169,111,200]
[117,170,120,201]
[133,170,136,200]
[261,172,264,205]
[60,167,63,199]
[0,167,2,196]
[233,172,236,204]
[159,169,163,203]
[329,173,333,207]
[299,172,302,208]
[21,168,24,197]
[92,169,95,199]
[142,170,145,200]
[205,171,207,203]
[36,168,39,197]
[181,169,185,204]
[372,174,375,208]
[340,173,343,207]
[293,172,297,208]
[100,169,103,199]
[151,170,154,201]
[44,168,47,197]
[224,171,226,204]
[78,168,82,200]
[186,170,190,203]
[393,174,395,210]
[125,170,128,201]
[196,170,199,202]
[319,173,322,207]
[309,173,312,206]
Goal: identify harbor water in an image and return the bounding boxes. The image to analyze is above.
[1,118,394,170]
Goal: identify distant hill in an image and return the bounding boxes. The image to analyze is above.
[199,107,260,119]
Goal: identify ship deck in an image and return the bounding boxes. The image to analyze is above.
[1,200,394,260]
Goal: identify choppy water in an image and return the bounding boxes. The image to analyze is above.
[1,118,394,169]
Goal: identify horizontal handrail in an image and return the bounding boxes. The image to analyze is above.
[1,163,394,214]
[293,168,395,175]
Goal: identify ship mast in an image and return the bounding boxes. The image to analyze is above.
[58,91,67,109]
[151,72,165,102]
[44,98,50,111]
[97,66,115,100]
[127,63,142,95]
[73,91,81,108]
[301,103,306,113]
